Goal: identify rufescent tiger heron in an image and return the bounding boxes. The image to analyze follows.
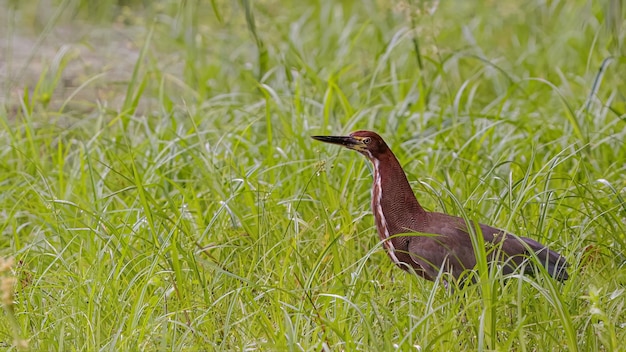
[312,130,569,283]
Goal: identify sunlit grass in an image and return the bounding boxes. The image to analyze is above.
[1,0,625,350]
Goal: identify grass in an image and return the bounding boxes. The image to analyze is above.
[1,0,625,350]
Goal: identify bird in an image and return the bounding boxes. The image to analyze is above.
[312,130,569,284]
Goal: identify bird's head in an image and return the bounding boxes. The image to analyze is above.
[311,130,389,160]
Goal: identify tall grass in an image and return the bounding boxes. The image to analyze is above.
[1,0,624,350]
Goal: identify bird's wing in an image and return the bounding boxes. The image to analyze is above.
[406,227,476,280]
[481,224,569,280]
[407,213,569,281]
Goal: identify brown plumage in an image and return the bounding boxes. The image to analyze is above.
[312,130,569,283]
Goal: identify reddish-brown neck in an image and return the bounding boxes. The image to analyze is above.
[369,149,426,243]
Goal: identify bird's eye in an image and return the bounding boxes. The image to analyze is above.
[363,137,371,144]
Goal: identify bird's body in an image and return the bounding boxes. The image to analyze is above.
[312,130,569,283]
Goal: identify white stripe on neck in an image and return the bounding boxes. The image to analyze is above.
[372,157,401,266]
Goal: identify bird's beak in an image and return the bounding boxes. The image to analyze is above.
[311,135,361,150]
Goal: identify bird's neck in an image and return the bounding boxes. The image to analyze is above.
[371,152,426,238]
